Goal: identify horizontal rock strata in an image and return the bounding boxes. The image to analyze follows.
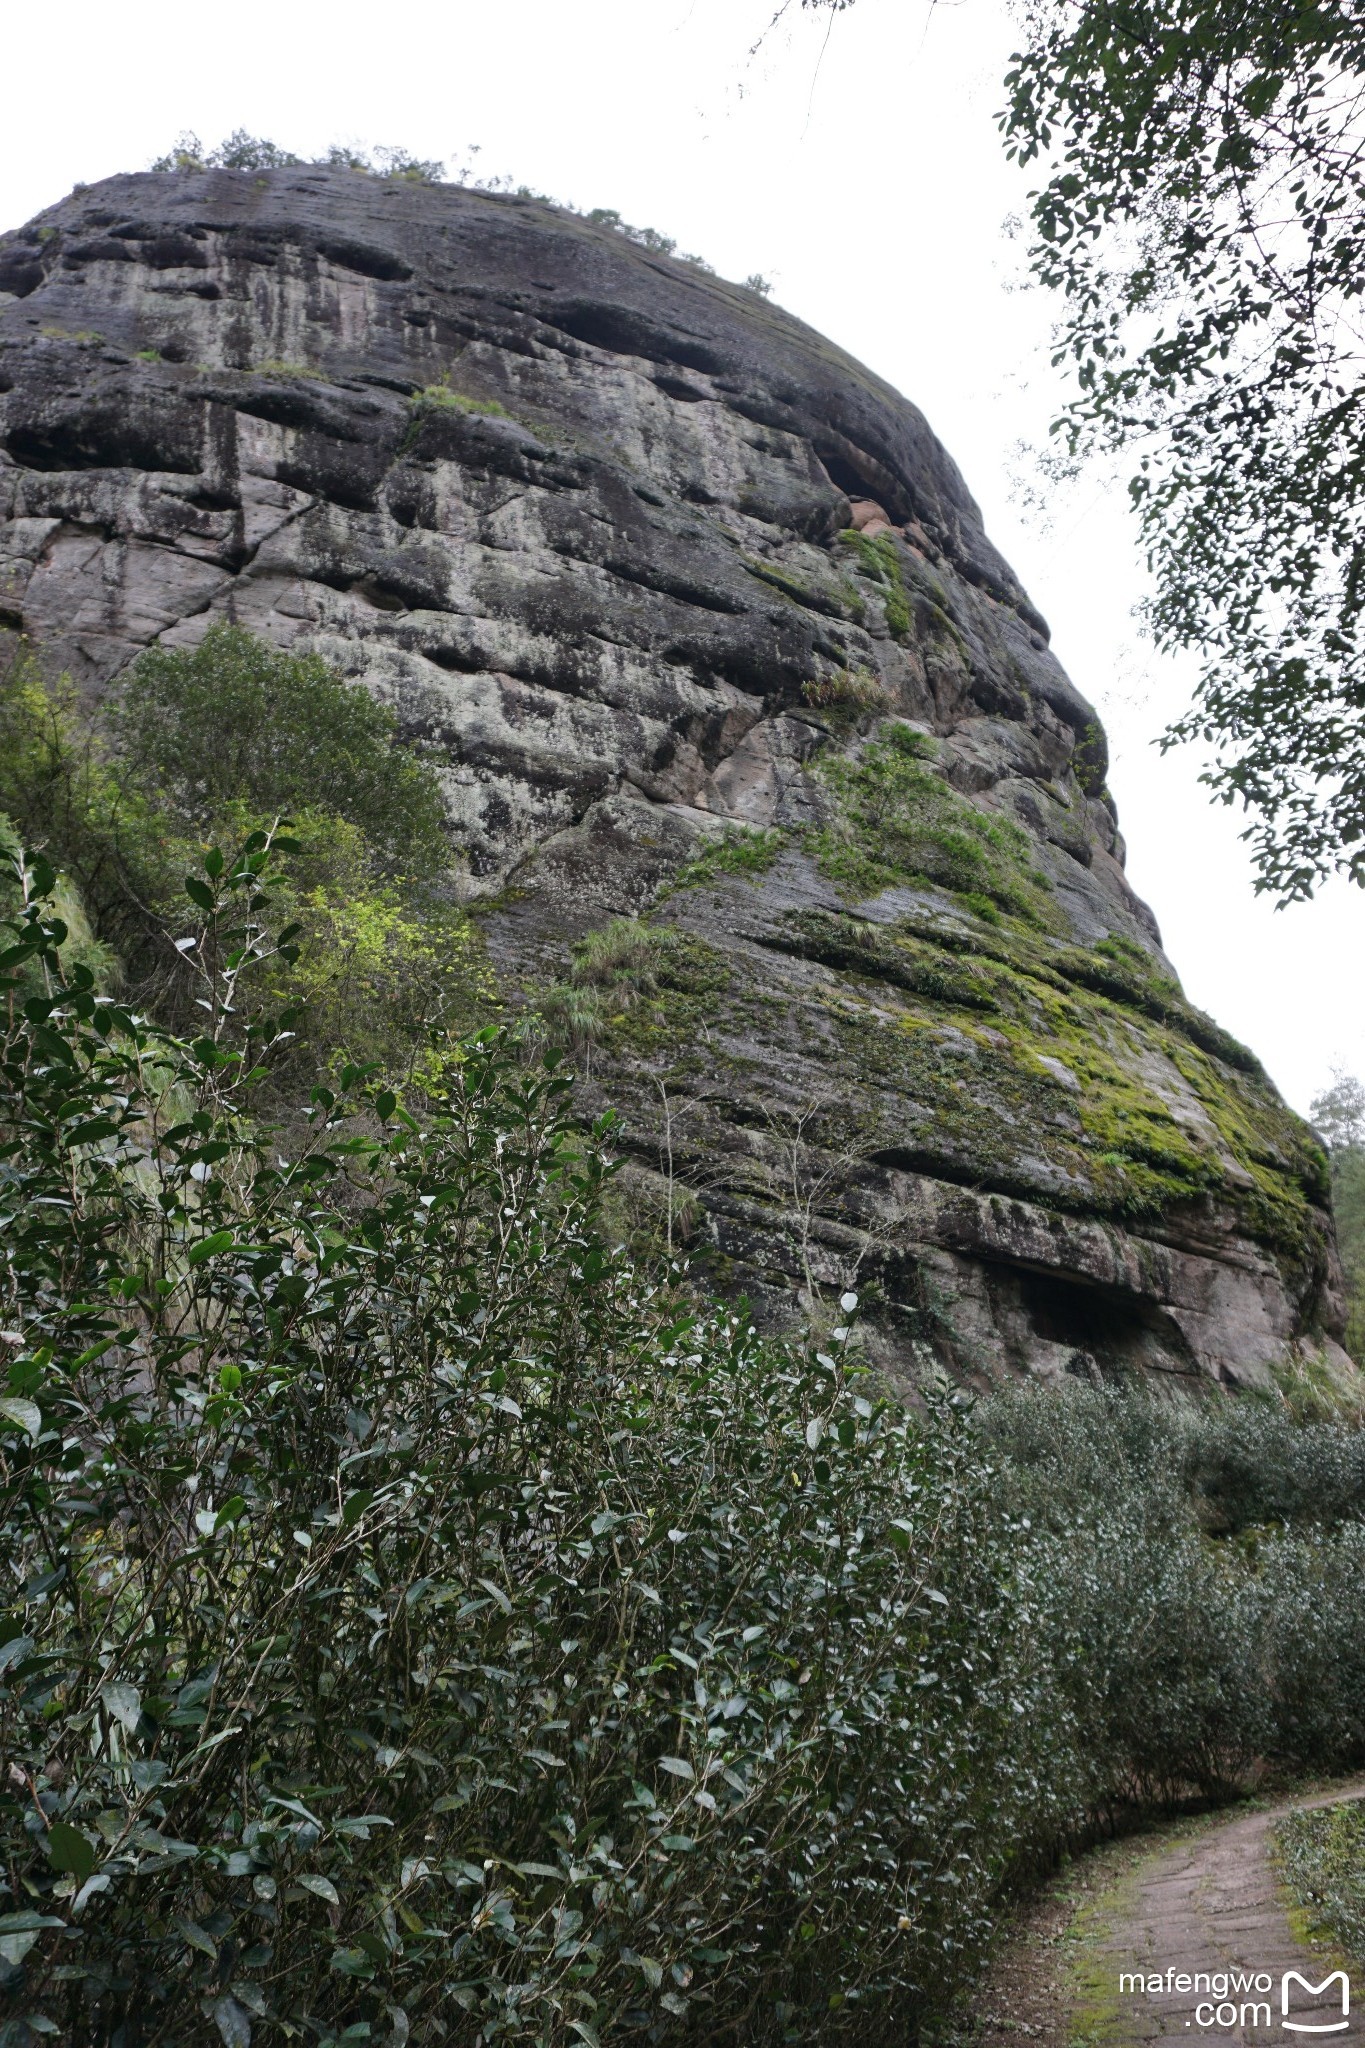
[0,166,1352,1395]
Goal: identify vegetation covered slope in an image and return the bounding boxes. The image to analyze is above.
[0,627,490,1087]
[2,810,1365,2044]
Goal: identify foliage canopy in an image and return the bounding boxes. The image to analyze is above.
[995,0,1365,898]
[1312,1072,1365,1365]
[0,627,483,1081]
[804,0,1365,898]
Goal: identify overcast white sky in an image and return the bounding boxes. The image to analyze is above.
[3,0,1361,1116]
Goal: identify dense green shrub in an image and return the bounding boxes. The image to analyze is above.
[0,629,487,1081]
[2,842,1365,2045]
[112,629,448,878]
[151,133,445,183]
[1276,1800,1365,1966]
[0,842,1055,2045]
[1311,1074,1365,1367]
[980,1386,1365,1801]
[980,1383,1365,1534]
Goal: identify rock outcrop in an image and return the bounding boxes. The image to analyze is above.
[0,167,1353,1397]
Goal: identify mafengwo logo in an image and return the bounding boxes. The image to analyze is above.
[1282,1970,1350,2034]
[1118,1968,1350,2032]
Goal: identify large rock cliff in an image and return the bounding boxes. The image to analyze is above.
[0,167,1353,1397]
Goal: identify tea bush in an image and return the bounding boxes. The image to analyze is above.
[1276,1800,1365,1966]
[980,1386,1365,1805]
[2,841,1364,2046]
[0,839,1055,2045]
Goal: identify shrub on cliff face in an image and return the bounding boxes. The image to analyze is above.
[0,628,486,1083]
[112,628,449,880]
[151,133,445,183]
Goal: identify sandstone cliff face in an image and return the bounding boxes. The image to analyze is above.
[0,167,1352,1396]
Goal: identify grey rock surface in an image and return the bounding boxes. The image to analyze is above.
[0,167,1353,1397]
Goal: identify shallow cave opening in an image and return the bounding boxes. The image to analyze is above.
[995,1262,1197,1379]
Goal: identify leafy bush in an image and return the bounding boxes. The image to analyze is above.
[112,628,448,879]
[1276,1801,1365,1967]
[2,843,1365,2045]
[581,211,715,273]
[0,629,484,1082]
[980,1384,1365,1535]
[980,1385,1365,1802]
[1311,1074,1365,1366]
[151,133,445,183]
[0,843,1048,2045]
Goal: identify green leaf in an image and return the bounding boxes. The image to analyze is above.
[0,1398,41,1439]
[0,1912,65,1967]
[101,1681,142,1732]
[212,1995,253,2048]
[0,1634,34,1674]
[184,876,215,911]
[175,1914,218,1958]
[299,1874,340,1905]
[46,1823,96,1880]
[188,1231,237,1266]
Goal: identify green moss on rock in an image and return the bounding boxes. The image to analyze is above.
[767,898,1324,1274]
[809,722,1059,927]
[840,530,912,639]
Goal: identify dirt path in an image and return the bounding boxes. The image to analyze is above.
[964,1782,1365,2048]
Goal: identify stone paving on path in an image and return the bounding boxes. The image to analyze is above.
[1088,1783,1365,2047]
